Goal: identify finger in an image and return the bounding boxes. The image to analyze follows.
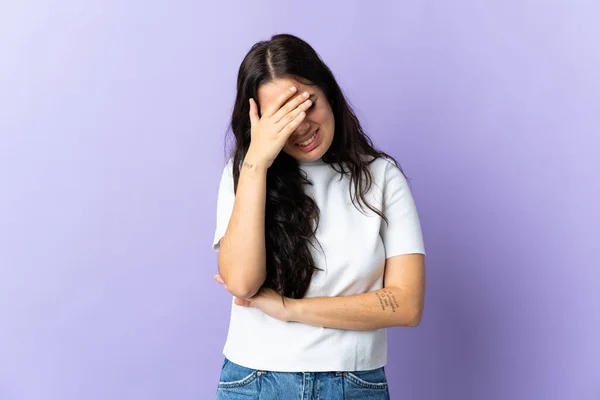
[279,110,307,139]
[234,298,252,307]
[248,98,260,127]
[213,276,231,292]
[272,91,310,123]
[275,98,312,133]
[261,86,298,118]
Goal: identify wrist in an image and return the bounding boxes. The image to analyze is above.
[285,298,303,322]
[244,149,271,171]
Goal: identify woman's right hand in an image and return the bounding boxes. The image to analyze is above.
[244,86,313,169]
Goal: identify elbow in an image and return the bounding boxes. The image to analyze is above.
[400,293,424,327]
[226,280,261,299]
[218,269,262,299]
[386,286,424,327]
[217,241,265,299]
[217,260,264,299]
[404,289,425,327]
[406,310,423,328]
[406,305,424,327]
[388,305,423,328]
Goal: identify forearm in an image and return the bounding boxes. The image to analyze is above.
[218,159,267,298]
[288,287,423,330]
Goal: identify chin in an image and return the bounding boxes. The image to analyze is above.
[288,146,327,162]
[299,155,319,162]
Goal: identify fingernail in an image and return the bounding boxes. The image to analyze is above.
[290,86,297,92]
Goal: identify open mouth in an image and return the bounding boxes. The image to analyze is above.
[294,129,320,153]
[296,131,318,147]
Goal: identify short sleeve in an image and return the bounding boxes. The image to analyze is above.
[379,160,426,258]
[212,159,236,251]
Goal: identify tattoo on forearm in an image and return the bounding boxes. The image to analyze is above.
[376,292,385,311]
[376,289,399,313]
[242,161,254,169]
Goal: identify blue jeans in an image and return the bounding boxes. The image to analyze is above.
[216,358,390,400]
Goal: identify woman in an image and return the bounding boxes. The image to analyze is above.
[211,33,425,400]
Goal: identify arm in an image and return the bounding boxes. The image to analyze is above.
[287,254,425,330]
[217,161,268,299]
[217,87,314,299]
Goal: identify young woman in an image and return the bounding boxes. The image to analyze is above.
[212,33,426,400]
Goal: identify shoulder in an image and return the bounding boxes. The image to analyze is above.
[216,157,236,190]
[366,156,407,184]
[220,157,235,176]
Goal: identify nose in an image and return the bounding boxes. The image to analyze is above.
[294,120,311,136]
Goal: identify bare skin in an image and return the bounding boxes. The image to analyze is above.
[217,84,317,299]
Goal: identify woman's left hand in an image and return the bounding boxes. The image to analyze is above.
[213,274,295,322]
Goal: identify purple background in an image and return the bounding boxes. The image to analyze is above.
[1,1,598,399]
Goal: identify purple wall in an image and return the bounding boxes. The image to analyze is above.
[1,1,598,399]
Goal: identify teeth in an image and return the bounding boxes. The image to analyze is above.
[298,133,317,147]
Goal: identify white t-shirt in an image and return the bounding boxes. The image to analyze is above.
[212,156,425,372]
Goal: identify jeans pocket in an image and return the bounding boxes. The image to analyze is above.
[345,367,388,390]
[217,358,259,389]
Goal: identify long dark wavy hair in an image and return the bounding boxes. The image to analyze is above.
[228,34,401,299]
